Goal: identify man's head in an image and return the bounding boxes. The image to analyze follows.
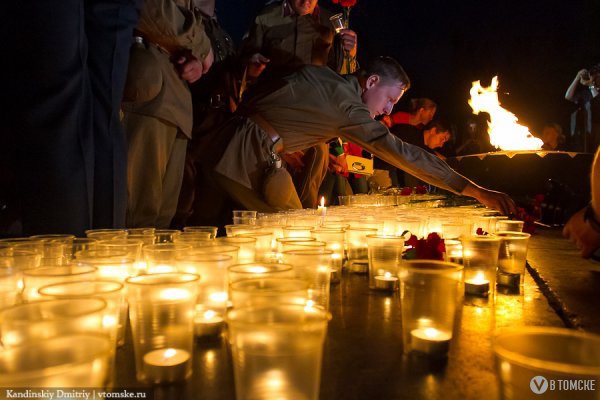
[358,57,411,118]
[540,123,565,150]
[290,0,319,16]
[409,98,437,126]
[423,121,451,150]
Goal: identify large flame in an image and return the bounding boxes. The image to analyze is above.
[469,76,543,151]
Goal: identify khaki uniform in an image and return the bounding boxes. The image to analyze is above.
[240,1,353,74]
[206,66,470,213]
[122,0,211,228]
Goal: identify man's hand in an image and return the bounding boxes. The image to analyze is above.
[563,207,600,258]
[201,47,214,75]
[328,153,348,174]
[247,53,270,78]
[338,29,357,57]
[462,183,517,216]
[578,69,593,86]
[177,56,203,83]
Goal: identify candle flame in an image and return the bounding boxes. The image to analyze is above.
[247,266,269,274]
[472,272,488,284]
[424,327,441,338]
[163,348,177,359]
[320,197,325,207]
[203,310,216,319]
[469,77,543,151]
[384,271,392,279]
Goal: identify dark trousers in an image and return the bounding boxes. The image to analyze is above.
[2,0,139,235]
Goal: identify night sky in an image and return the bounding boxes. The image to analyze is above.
[217,0,600,141]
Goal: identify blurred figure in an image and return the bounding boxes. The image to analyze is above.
[381,98,437,129]
[563,146,600,258]
[540,123,566,151]
[456,115,495,155]
[565,63,600,152]
[2,0,141,236]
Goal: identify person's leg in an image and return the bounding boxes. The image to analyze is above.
[297,143,329,208]
[156,134,188,228]
[318,172,336,205]
[4,0,92,235]
[124,113,178,228]
[85,0,140,229]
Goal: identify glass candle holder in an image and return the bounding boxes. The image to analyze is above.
[281,249,332,310]
[70,238,98,260]
[22,265,97,302]
[367,235,404,292]
[493,327,600,400]
[441,221,472,240]
[0,298,107,348]
[218,237,256,263]
[126,273,199,384]
[228,263,295,286]
[0,334,113,388]
[85,229,128,241]
[237,232,274,263]
[346,227,378,274]
[176,254,233,337]
[143,243,192,274]
[282,226,315,238]
[444,239,464,265]
[227,304,329,400]
[187,245,240,264]
[399,260,463,358]
[225,224,260,237]
[38,280,127,346]
[128,227,156,236]
[95,238,144,262]
[0,266,21,308]
[311,228,345,284]
[230,278,308,309]
[460,235,501,298]
[30,234,76,263]
[395,216,424,238]
[232,210,257,225]
[496,232,531,289]
[183,225,218,239]
[495,219,524,233]
[154,229,182,244]
[75,251,136,282]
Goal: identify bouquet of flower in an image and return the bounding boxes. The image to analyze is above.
[404,232,446,261]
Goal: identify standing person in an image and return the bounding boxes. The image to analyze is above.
[198,57,516,219]
[170,0,239,229]
[565,64,600,152]
[122,0,214,228]
[240,0,359,208]
[2,0,141,236]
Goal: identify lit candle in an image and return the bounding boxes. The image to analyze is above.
[317,197,327,218]
[194,309,224,337]
[142,348,191,383]
[465,272,490,297]
[374,272,399,291]
[410,327,452,356]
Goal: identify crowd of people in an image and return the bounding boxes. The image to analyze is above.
[2,0,599,258]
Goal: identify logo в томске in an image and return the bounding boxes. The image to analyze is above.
[530,376,549,394]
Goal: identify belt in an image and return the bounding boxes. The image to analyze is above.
[236,107,284,154]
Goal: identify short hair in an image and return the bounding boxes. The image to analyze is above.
[358,56,411,89]
[424,121,450,136]
[409,98,437,113]
[589,63,600,76]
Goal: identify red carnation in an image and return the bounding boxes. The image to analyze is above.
[400,187,413,196]
[415,185,428,194]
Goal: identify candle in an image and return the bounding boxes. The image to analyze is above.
[497,271,521,287]
[410,327,452,356]
[317,197,327,218]
[465,272,490,297]
[374,272,399,291]
[142,348,191,383]
[194,309,224,337]
[330,253,342,284]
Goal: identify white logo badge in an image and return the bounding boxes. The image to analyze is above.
[530,376,549,394]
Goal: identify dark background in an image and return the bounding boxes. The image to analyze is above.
[217,0,600,143]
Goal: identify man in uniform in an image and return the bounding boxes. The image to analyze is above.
[200,57,516,219]
[240,0,358,209]
[122,0,214,228]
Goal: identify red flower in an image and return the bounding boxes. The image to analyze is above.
[405,232,446,261]
[332,0,357,6]
[400,187,413,196]
[415,185,428,194]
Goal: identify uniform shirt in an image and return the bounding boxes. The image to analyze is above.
[240,1,351,74]
[213,65,471,194]
[122,0,212,138]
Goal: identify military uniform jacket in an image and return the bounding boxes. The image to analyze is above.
[212,66,471,195]
[122,0,212,138]
[240,1,349,73]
